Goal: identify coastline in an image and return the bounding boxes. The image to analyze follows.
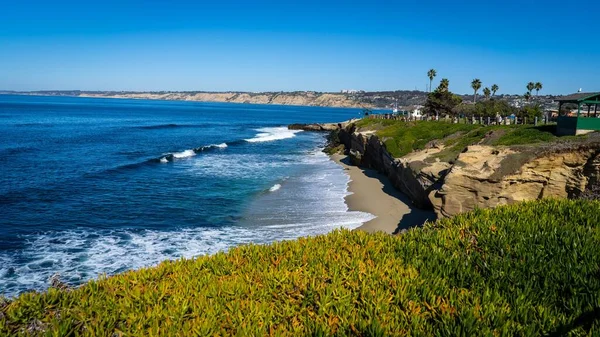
[0,92,375,109]
[330,153,435,234]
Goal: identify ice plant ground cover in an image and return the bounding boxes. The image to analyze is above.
[1,199,600,336]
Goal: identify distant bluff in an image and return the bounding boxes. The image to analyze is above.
[11,90,431,109]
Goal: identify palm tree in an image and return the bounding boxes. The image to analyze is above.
[534,82,543,97]
[427,69,437,92]
[483,87,491,100]
[491,84,499,97]
[471,79,482,103]
[439,78,450,92]
[527,82,535,96]
[524,92,532,102]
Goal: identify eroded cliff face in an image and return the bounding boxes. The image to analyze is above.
[338,125,449,208]
[334,123,600,218]
[429,145,600,217]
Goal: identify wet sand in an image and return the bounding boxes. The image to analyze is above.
[330,154,436,234]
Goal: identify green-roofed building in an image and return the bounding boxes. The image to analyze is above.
[556,92,600,135]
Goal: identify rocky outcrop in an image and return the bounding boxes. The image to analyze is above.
[332,122,600,218]
[289,120,358,132]
[429,144,600,217]
[288,123,342,132]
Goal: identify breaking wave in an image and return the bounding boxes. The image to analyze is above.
[116,126,303,170]
[245,127,302,143]
[0,145,375,298]
[157,143,228,163]
[0,226,261,297]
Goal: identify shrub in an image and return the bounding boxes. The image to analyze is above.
[423,90,463,117]
[453,100,517,118]
[493,125,557,145]
[1,199,600,336]
[519,104,543,122]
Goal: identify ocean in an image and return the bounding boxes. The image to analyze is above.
[0,95,374,297]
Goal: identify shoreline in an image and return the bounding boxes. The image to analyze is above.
[330,154,435,234]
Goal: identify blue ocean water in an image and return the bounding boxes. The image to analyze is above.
[0,95,373,297]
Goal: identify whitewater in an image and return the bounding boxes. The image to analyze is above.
[0,95,371,297]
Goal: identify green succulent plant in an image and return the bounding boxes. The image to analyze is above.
[2,199,600,336]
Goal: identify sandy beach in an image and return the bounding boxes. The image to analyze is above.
[331,154,436,234]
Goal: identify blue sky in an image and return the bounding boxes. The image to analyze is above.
[1,1,598,94]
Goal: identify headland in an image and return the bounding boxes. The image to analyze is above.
[292,117,600,231]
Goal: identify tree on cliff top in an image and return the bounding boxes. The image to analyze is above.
[483,87,491,101]
[438,78,450,92]
[453,100,516,118]
[471,79,482,103]
[491,84,499,97]
[519,103,543,122]
[424,81,462,117]
[427,69,437,93]
[535,82,543,97]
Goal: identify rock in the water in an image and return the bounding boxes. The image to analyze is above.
[288,119,358,132]
[287,123,340,131]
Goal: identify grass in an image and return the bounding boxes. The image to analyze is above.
[2,199,600,336]
[355,119,481,158]
[493,125,558,146]
[355,120,587,161]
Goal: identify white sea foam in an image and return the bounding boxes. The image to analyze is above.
[0,205,372,298]
[0,226,260,297]
[172,149,196,159]
[159,157,168,163]
[214,143,228,148]
[190,153,293,179]
[0,139,374,298]
[245,127,302,143]
[238,145,375,236]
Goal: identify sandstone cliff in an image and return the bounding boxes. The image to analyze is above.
[331,122,600,218]
[78,91,372,108]
[429,144,600,217]
[336,124,449,208]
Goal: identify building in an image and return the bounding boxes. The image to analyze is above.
[555,92,600,135]
[340,89,365,94]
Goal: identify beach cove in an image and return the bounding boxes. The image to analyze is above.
[330,154,435,233]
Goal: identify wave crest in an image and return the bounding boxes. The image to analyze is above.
[158,143,228,163]
[245,127,302,143]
